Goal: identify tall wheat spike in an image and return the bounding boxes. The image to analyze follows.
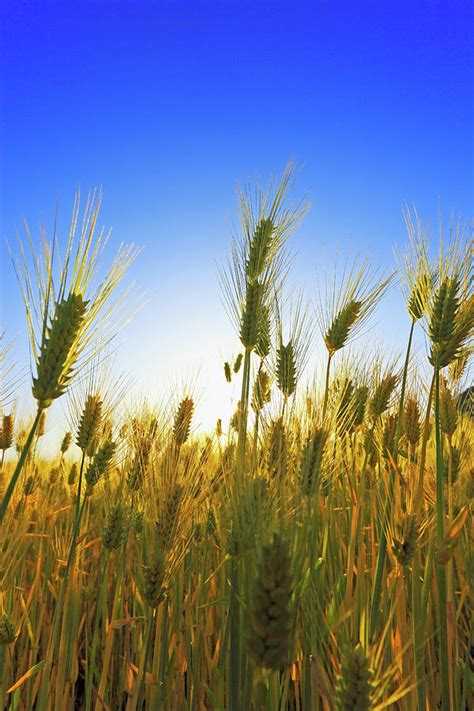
[220,162,309,469]
[403,397,421,446]
[317,256,394,416]
[0,192,139,523]
[32,294,88,410]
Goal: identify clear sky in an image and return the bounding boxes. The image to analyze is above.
[1,0,473,433]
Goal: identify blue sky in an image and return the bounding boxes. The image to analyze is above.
[1,0,473,431]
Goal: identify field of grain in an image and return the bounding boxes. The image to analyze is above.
[0,168,472,710]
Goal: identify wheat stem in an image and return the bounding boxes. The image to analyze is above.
[85,551,110,711]
[229,556,241,711]
[237,348,252,474]
[252,411,260,473]
[411,553,426,710]
[434,365,450,709]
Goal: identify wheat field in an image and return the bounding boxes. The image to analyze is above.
[0,169,472,710]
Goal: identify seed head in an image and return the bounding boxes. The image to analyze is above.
[324,300,362,355]
[67,462,78,486]
[403,397,421,446]
[267,417,287,478]
[143,553,166,608]
[0,414,14,452]
[247,532,294,670]
[126,459,144,493]
[173,397,194,447]
[369,374,398,420]
[32,293,88,409]
[276,340,297,399]
[230,401,241,432]
[103,503,129,550]
[335,378,355,435]
[364,429,377,468]
[381,414,397,460]
[233,353,243,373]
[60,431,72,454]
[449,347,471,384]
[255,304,272,359]
[0,614,16,646]
[399,210,433,323]
[23,475,37,496]
[335,643,374,711]
[131,509,144,536]
[246,217,275,281]
[443,446,461,484]
[85,440,116,488]
[428,276,471,368]
[240,281,263,349]
[392,514,419,566]
[352,386,369,428]
[76,394,103,456]
[407,274,432,322]
[300,428,326,495]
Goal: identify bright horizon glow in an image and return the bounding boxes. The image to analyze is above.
[1,1,473,442]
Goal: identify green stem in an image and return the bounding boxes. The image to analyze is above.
[322,353,333,419]
[460,616,472,711]
[302,649,311,711]
[229,556,241,711]
[269,671,280,710]
[135,608,157,711]
[252,410,260,473]
[237,348,252,474]
[73,450,86,525]
[37,571,69,708]
[156,597,169,708]
[411,555,426,710]
[420,534,435,626]
[434,366,450,709]
[0,407,43,525]
[85,552,110,711]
